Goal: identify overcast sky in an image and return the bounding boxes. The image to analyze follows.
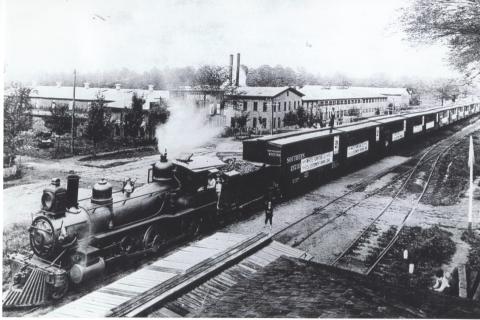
[4,0,458,82]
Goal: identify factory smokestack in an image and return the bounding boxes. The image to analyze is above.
[236,53,240,87]
[229,54,234,86]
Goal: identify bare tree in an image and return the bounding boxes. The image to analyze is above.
[401,0,480,79]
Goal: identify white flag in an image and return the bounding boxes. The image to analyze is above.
[468,136,475,168]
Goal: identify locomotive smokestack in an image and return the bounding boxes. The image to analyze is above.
[229,54,234,86]
[66,172,80,208]
[235,53,240,87]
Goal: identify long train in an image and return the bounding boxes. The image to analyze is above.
[3,99,480,308]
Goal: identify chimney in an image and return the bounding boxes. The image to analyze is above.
[229,54,234,86]
[56,82,61,88]
[84,82,90,89]
[235,53,240,87]
[148,84,154,93]
[115,83,121,90]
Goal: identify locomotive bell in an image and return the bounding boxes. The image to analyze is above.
[91,178,113,205]
[152,152,175,182]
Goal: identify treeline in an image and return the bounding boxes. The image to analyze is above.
[27,65,441,90]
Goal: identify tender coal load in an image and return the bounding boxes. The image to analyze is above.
[220,158,261,175]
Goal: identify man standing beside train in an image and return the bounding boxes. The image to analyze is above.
[329,108,335,133]
[264,192,274,233]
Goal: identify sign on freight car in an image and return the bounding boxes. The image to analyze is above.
[403,120,406,131]
[300,151,333,173]
[333,135,339,155]
[422,116,425,125]
[426,121,435,130]
[442,117,449,124]
[413,124,423,134]
[392,130,405,141]
[347,141,369,158]
[267,149,281,158]
[286,153,305,164]
[375,127,379,142]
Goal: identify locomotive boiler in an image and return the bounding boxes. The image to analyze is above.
[4,152,273,308]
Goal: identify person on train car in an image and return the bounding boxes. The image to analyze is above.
[215,177,223,209]
[329,109,335,133]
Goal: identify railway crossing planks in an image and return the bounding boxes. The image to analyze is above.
[153,240,312,317]
[45,232,268,318]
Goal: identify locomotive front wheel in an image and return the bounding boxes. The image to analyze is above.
[51,281,69,300]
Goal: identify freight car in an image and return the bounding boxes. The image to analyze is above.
[3,152,273,308]
[243,101,480,195]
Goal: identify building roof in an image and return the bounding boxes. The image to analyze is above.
[300,85,409,101]
[226,86,304,99]
[29,85,169,110]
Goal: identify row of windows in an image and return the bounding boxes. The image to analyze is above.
[306,97,386,107]
[251,116,283,129]
[240,100,302,113]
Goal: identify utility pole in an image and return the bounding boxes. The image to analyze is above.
[468,135,475,231]
[71,69,77,155]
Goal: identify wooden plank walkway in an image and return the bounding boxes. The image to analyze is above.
[150,240,312,317]
[46,232,268,318]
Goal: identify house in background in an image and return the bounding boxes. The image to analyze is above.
[29,83,169,137]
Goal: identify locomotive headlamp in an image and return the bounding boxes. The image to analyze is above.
[41,191,55,211]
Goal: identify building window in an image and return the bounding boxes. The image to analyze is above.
[294,101,297,109]
[263,102,267,112]
[273,118,276,129]
[253,101,258,111]
[273,104,276,112]
[289,101,291,110]
[284,102,286,111]
[243,101,247,111]
[278,117,281,128]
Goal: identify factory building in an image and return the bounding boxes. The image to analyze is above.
[224,86,304,132]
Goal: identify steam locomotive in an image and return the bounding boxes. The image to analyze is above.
[4,152,274,308]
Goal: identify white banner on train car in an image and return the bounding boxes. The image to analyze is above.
[375,127,380,142]
[300,151,333,172]
[442,117,449,124]
[333,135,339,155]
[422,116,425,125]
[392,130,405,141]
[403,120,406,131]
[347,141,369,158]
[413,124,423,134]
[426,121,435,130]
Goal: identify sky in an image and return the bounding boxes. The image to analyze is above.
[3,0,459,82]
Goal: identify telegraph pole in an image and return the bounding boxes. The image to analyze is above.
[71,69,77,154]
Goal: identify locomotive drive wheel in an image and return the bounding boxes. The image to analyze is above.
[50,281,69,300]
[143,226,163,253]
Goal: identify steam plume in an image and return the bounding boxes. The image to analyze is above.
[155,99,222,158]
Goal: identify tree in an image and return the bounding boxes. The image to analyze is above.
[283,111,298,127]
[296,106,308,127]
[146,99,170,139]
[232,112,250,133]
[4,86,33,161]
[432,79,461,105]
[401,0,480,79]
[85,93,112,155]
[44,103,71,135]
[194,65,228,88]
[124,92,145,137]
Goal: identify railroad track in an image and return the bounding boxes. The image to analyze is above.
[273,119,479,275]
[328,125,479,275]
